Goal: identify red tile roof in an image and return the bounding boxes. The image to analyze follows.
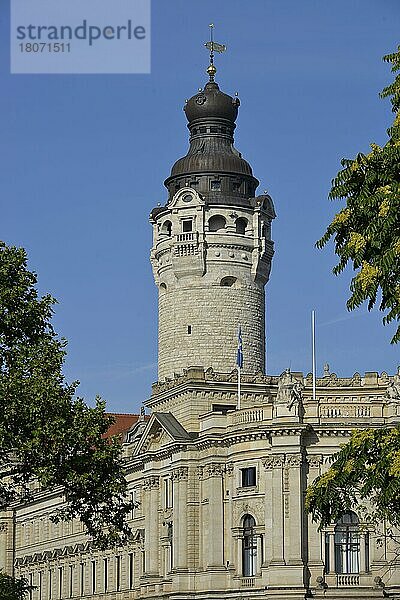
[103,413,140,438]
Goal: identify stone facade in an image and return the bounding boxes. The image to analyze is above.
[3,61,400,600]
[5,369,400,599]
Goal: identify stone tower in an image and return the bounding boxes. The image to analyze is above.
[150,62,275,381]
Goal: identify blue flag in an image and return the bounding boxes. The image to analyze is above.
[236,326,243,369]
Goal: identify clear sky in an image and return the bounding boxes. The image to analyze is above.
[1,0,399,413]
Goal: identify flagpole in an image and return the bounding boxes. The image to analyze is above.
[312,310,316,402]
[237,364,241,410]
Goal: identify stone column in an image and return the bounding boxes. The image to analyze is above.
[328,531,335,573]
[286,454,304,566]
[263,460,273,567]
[143,475,160,578]
[203,463,225,569]
[172,467,188,571]
[224,463,234,568]
[0,511,14,575]
[264,455,285,566]
[306,456,325,586]
[360,533,366,573]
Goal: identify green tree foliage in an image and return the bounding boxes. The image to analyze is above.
[317,48,400,343]
[305,426,400,529]
[0,571,32,600]
[0,241,133,549]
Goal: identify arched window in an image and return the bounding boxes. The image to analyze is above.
[220,276,237,287]
[334,512,360,574]
[242,515,257,576]
[235,217,247,235]
[208,215,226,232]
[162,220,172,237]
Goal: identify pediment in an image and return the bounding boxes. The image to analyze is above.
[133,412,192,456]
[169,187,204,209]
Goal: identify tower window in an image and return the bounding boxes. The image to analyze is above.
[220,276,237,287]
[162,220,172,236]
[241,467,256,487]
[187,325,192,335]
[235,217,248,235]
[208,215,226,232]
[182,219,193,232]
[210,126,218,133]
[211,180,221,191]
[199,126,206,133]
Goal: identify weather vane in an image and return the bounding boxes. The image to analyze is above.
[204,23,226,81]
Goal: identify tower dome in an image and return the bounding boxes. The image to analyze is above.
[165,69,259,205]
[150,50,275,381]
[184,80,239,123]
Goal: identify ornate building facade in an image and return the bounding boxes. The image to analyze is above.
[2,57,400,600]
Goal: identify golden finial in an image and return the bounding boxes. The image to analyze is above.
[204,23,226,81]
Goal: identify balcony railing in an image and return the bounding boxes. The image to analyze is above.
[337,574,359,586]
[241,577,255,587]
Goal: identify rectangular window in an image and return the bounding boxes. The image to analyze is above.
[129,553,134,589]
[325,533,330,573]
[116,556,121,592]
[80,563,84,597]
[141,551,146,575]
[48,570,52,600]
[211,180,221,190]
[130,490,136,519]
[91,561,96,594]
[187,325,192,335]
[241,467,256,487]
[103,558,108,592]
[69,565,73,598]
[182,219,192,232]
[29,573,33,600]
[58,567,63,599]
[39,572,42,600]
[164,478,173,509]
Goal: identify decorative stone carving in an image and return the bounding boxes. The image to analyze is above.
[308,455,323,469]
[283,467,289,492]
[350,372,362,386]
[225,463,234,476]
[385,368,400,402]
[284,495,290,518]
[263,455,285,470]
[288,382,304,413]
[285,454,302,467]
[204,463,225,479]
[276,369,303,414]
[171,467,188,481]
[276,369,295,404]
[142,476,160,490]
[233,500,264,524]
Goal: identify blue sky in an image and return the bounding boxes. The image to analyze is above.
[1,0,399,413]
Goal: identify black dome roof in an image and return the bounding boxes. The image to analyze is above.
[184,81,239,124]
[170,141,253,177]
